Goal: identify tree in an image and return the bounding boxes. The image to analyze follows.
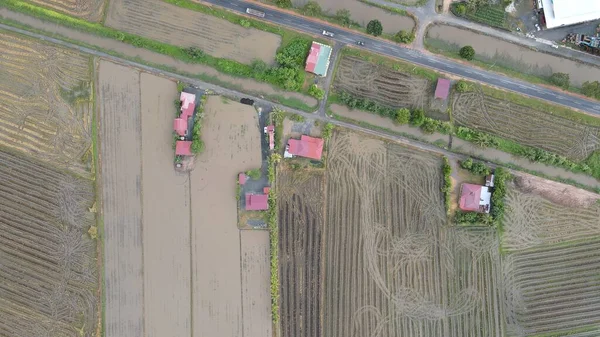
[459,46,475,61]
[366,20,383,37]
[395,108,410,124]
[302,1,322,16]
[455,80,470,92]
[275,38,311,68]
[549,72,570,89]
[582,80,600,99]
[335,9,351,26]
[251,59,268,74]
[184,47,204,60]
[455,3,467,15]
[308,84,325,100]
[421,118,437,134]
[246,168,262,180]
[460,158,473,170]
[410,108,425,126]
[394,30,413,44]
[275,0,292,8]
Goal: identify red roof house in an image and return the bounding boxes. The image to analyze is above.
[180,92,196,119]
[435,78,451,100]
[174,118,188,136]
[459,183,491,213]
[285,135,324,160]
[245,193,269,211]
[175,140,193,156]
[239,173,247,185]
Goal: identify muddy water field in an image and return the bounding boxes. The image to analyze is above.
[426,24,600,86]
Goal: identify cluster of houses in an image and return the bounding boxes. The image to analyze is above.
[173,91,197,157]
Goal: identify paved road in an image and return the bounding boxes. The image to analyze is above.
[211,0,600,115]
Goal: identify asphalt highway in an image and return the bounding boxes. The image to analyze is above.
[210,0,600,115]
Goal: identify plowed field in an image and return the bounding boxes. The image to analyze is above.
[278,168,325,337]
[323,131,503,337]
[0,32,94,176]
[0,149,98,337]
[26,0,105,22]
[333,56,431,110]
[452,88,600,161]
[105,0,281,64]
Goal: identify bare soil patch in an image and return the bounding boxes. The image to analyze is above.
[513,173,600,208]
[427,24,600,86]
[190,96,262,337]
[278,167,325,337]
[452,88,600,161]
[0,150,98,337]
[0,31,94,177]
[105,0,281,64]
[334,56,433,111]
[323,130,503,337]
[26,0,105,22]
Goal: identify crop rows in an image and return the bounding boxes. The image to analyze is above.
[322,131,503,337]
[502,238,600,336]
[26,0,105,22]
[0,149,97,337]
[452,89,600,160]
[503,187,600,251]
[0,32,94,176]
[334,56,431,110]
[278,168,325,337]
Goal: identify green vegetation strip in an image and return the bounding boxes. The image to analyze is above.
[441,157,451,214]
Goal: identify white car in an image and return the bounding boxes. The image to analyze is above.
[322,30,334,37]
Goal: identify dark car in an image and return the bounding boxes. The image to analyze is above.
[240,98,255,105]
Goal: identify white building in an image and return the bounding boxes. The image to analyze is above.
[540,0,600,29]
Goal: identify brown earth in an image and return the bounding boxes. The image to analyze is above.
[0,30,94,177]
[105,0,281,64]
[427,24,600,86]
[26,0,105,22]
[513,173,600,208]
[0,9,315,107]
[190,96,263,337]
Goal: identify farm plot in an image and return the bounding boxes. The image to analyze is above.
[0,149,98,337]
[278,168,325,337]
[452,89,600,161]
[25,0,105,21]
[0,31,94,177]
[323,130,504,337]
[105,0,281,64]
[334,56,432,110]
[502,239,600,336]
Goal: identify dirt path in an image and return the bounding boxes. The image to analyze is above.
[139,73,192,337]
[97,60,145,337]
[190,96,263,337]
[0,9,315,107]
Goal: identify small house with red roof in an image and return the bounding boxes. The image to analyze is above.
[239,173,247,185]
[245,193,269,211]
[305,42,332,77]
[459,183,491,213]
[284,135,324,160]
[173,92,196,139]
[264,125,275,150]
[175,140,193,156]
[435,78,451,100]
[174,118,188,137]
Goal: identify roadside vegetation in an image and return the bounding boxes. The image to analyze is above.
[451,0,510,30]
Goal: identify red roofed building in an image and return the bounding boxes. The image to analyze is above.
[245,193,269,211]
[264,125,275,150]
[175,140,193,156]
[435,78,451,100]
[305,42,332,77]
[239,173,247,185]
[285,135,324,160]
[459,183,491,213]
[180,92,196,120]
[174,118,188,137]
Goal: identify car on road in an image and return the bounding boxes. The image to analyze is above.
[240,98,255,105]
[356,41,365,46]
[322,30,334,37]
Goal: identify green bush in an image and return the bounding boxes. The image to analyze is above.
[191,139,204,154]
[275,0,292,8]
[246,168,262,180]
[395,108,410,124]
[308,84,325,100]
[441,157,452,213]
[302,1,322,16]
[459,46,476,61]
[289,113,305,122]
[549,72,570,89]
[455,3,467,15]
[335,9,351,26]
[582,80,600,99]
[455,80,471,92]
[421,118,438,134]
[322,123,335,140]
[394,30,414,44]
[410,108,425,126]
[459,158,490,176]
[239,19,251,28]
[366,19,383,36]
[184,46,205,60]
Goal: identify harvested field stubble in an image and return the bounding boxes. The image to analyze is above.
[26,0,105,21]
[0,149,97,337]
[105,0,281,64]
[0,32,94,176]
[452,88,600,161]
[334,56,431,110]
[323,131,503,337]
[278,168,325,337]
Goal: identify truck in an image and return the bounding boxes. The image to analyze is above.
[246,8,265,18]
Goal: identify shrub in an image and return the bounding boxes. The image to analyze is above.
[88,226,98,239]
[421,118,438,134]
[549,72,570,89]
[289,113,305,122]
[410,108,425,126]
[302,1,322,16]
[239,19,251,28]
[455,3,467,15]
[335,9,351,26]
[455,80,471,92]
[322,123,335,140]
[177,81,185,92]
[276,38,311,68]
[460,158,473,170]
[308,84,325,100]
[275,0,292,8]
[441,157,452,212]
[184,46,204,60]
[459,46,475,61]
[582,80,600,99]
[251,59,268,74]
[246,168,262,180]
[366,19,383,36]
[394,30,414,44]
[395,108,410,124]
[191,139,204,154]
